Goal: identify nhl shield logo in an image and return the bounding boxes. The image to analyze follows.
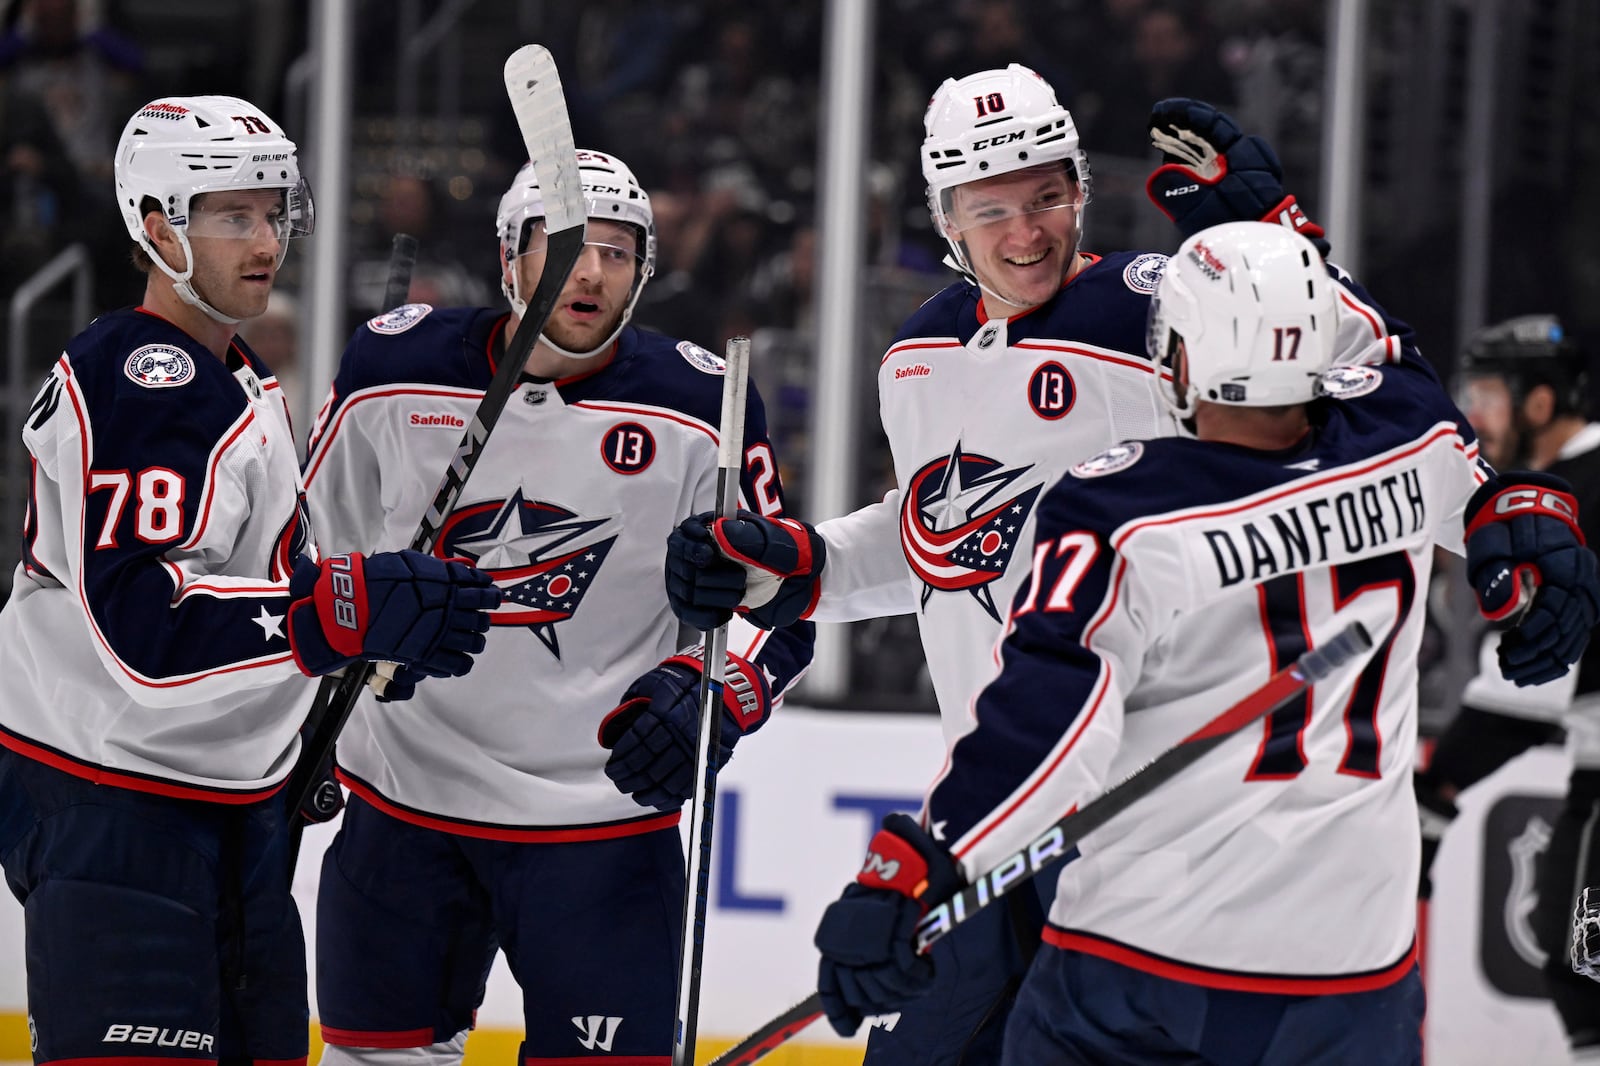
[124,344,195,389]
[1122,253,1168,294]
[367,303,433,334]
[1072,441,1144,478]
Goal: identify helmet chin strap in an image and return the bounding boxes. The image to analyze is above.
[149,233,243,325]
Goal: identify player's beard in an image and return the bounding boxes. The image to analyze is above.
[544,301,626,357]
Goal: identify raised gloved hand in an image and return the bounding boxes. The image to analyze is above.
[814,813,962,1036]
[598,649,772,810]
[287,551,501,679]
[1465,473,1600,686]
[1146,97,1329,254]
[1413,773,1458,900]
[665,510,826,631]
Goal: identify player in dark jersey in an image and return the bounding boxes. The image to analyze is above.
[1414,316,1600,1057]
[0,95,499,1066]
[303,150,814,1064]
[811,222,1600,1064]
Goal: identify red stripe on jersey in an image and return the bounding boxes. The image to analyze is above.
[1043,927,1417,994]
[1338,290,1385,339]
[179,409,257,551]
[0,729,281,803]
[340,774,681,842]
[1014,340,1160,378]
[1109,424,1463,551]
[881,338,962,368]
[321,1025,435,1049]
[302,384,482,486]
[570,399,718,443]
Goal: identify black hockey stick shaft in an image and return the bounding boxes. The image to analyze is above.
[708,620,1374,1066]
[674,336,752,1066]
[381,233,419,311]
[284,44,585,828]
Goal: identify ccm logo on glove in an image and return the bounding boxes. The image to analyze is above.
[1484,487,1581,528]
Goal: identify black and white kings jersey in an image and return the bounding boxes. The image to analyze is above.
[0,308,316,799]
[303,305,813,836]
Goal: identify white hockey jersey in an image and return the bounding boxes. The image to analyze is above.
[930,347,1486,991]
[303,306,812,835]
[0,307,316,797]
[812,251,1402,745]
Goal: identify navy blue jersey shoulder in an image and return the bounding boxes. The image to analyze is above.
[1048,361,1470,539]
[560,326,772,435]
[336,304,505,396]
[64,308,257,464]
[890,251,1165,351]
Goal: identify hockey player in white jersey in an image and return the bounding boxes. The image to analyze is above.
[664,66,1416,1062]
[302,150,813,1063]
[811,222,1600,1063]
[0,96,500,1066]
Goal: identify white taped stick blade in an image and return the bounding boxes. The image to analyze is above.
[718,336,751,470]
[503,45,584,235]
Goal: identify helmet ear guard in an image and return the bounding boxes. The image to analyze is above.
[495,149,656,357]
[1149,221,1337,420]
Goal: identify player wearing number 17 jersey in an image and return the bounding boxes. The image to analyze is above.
[665,68,1429,1062]
[816,223,1600,1063]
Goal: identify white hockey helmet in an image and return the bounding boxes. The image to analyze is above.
[115,96,314,324]
[1146,221,1336,418]
[496,148,656,358]
[921,64,1091,276]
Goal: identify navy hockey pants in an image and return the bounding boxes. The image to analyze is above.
[1003,944,1424,1065]
[316,794,685,1060]
[0,746,308,1065]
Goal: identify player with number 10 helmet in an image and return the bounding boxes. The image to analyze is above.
[496,149,656,358]
[1147,220,1337,423]
[921,63,1092,313]
[114,96,314,324]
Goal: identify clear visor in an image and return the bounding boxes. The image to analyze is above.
[516,219,644,271]
[944,197,1082,237]
[184,178,315,240]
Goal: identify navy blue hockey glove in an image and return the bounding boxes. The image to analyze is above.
[814,813,963,1037]
[598,650,772,810]
[665,510,826,631]
[1464,473,1600,686]
[287,551,501,679]
[1146,98,1329,254]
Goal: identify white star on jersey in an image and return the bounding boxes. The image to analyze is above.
[251,607,284,641]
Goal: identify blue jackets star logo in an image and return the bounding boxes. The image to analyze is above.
[900,443,1041,622]
[438,489,617,658]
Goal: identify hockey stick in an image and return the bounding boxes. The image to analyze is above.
[381,232,419,311]
[674,335,752,1066]
[708,620,1374,1065]
[284,43,585,826]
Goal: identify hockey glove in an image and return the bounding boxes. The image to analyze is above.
[1146,97,1329,254]
[1464,473,1600,686]
[814,813,962,1037]
[287,551,501,679]
[665,510,826,631]
[598,649,772,810]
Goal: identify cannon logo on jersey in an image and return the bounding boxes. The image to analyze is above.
[367,303,433,335]
[900,443,1041,622]
[439,488,617,658]
[124,345,195,389]
[677,340,725,375]
[1122,252,1168,294]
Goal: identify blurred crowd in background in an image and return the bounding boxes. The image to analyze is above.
[1,0,1594,708]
